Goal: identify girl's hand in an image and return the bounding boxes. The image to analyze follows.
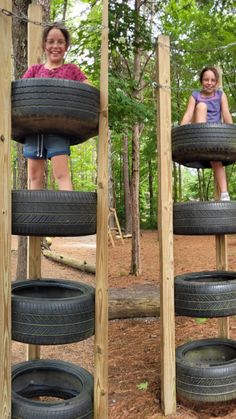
[180,95,196,125]
[82,79,91,85]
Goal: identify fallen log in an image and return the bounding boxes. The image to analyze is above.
[42,250,96,274]
[42,252,160,319]
[108,284,160,319]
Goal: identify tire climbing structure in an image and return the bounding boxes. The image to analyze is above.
[172,123,236,403]
[11,80,100,418]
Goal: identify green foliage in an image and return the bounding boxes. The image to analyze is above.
[136,381,149,391]
[109,0,236,228]
[195,318,209,324]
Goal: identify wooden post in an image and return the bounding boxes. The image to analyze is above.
[26,4,43,361]
[94,0,108,417]
[156,35,176,414]
[0,1,12,417]
[214,66,229,338]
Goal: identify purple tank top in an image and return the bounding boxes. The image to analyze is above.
[192,90,223,123]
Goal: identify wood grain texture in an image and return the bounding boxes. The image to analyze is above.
[156,35,176,415]
[26,4,43,362]
[94,1,109,417]
[0,1,12,417]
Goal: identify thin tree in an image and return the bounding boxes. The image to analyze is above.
[123,130,132,235]
[130,0,142,275]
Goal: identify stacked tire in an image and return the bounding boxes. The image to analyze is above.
[11,79,100,418]
[172,123,236,403]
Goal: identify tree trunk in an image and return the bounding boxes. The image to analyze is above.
[131,123,141,274]
[123,130,132,234]
[62,0,68,22]
[197,169,203,200]
[108,131,115,228]
[178,163,182,201]
[148,159,155,224]
[173,162,178,202]
[130,0,142,275]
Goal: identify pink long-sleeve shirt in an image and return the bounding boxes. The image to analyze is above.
[23,63,87,81]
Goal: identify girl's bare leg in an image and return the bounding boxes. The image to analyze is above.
[51,154,73,191]
[28,159,45,189]
[210,161,228,194]
[194,102,207,123]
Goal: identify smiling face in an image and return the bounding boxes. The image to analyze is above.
[201,70,218,95]
[44,28,68,68]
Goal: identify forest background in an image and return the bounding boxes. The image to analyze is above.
[9,0,236,275]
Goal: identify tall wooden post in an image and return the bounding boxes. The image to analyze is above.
[94,0,109,417]
[26,4,43,361]
[156,35,176,414]
[0,1,12,417]
[215,65,229,338]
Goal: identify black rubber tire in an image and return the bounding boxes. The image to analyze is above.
[12,279,95,345]
[174,201,236,235]
[172,123,236,168]
[176,338,236,402]
[12,79,100,145]
[175,271,236,317]
[12,359,93,418]
[12,190,97,237]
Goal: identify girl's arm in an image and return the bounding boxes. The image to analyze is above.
[22,65,35,78]
[180,95,196,125]
[221,92,233,123]
[82,79,91,85]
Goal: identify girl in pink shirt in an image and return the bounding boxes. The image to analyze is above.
[23,23,89,190]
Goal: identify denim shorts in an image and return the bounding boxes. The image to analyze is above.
[23,134,71,159]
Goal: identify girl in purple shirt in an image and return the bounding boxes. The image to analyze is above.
[181,66,233,201]
[23,23,89,191]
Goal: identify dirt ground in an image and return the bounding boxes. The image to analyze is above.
[11,231,236,418]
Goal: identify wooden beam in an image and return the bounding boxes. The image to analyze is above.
[94,0,108,417]
[156,35,176,415]
[109,208,124,244]
[26,4,43,362]
[214,66,229,338]
[216,235,229,337]
[0,1,12,417]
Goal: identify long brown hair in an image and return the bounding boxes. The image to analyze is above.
[199,66,219,83]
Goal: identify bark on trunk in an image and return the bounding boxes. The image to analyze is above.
[131,123,141,274]
[148,159,154,223]
[173,162,178,202]
[109,284,160,319]
[178,163,182,201]
[130,0,142,275]
[123,131,132,234]
[108,131,116,228]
